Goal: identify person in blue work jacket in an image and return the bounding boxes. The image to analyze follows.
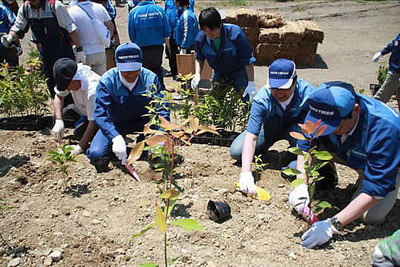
[289,81,400,249]
[128,0,171,90]
[372,32,400,111]
[164,0,195,78]
[0,3,18,66]
[87,43,170,172]
[191,7,256,101]
[174,0,198,54]
[235,59,316,195]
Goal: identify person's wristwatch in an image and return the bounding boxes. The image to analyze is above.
[76,46,83,52]
[330,217,343,231]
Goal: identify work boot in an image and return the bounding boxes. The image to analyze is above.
[316,162,338,190]
[91,158,110,173]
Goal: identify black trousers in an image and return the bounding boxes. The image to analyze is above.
[141,45,165,90]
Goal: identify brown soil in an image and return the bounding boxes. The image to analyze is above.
[2,1,400,266]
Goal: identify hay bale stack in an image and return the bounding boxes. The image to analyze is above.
[224,10,237,25]
[297,20,324,43]
[279,21,303,44]
[242,27,260,55]
[295,42,318,66]
[256,44,279,66]
[235,8,258,27]
[259,28,280,43]
[258,12,285,28]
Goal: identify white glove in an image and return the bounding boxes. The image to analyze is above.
[301,218,338,249]
[51,119,65,142]
[1,34,14,48]
[112,135,127,164]
[75,51,86,64]
[191,73,201,90]
[180,48,186,55]
[70,144,83,155]
[239,171,257,195]
[289,183,310,214]
[372,52,381,63]
[242,81,257,101]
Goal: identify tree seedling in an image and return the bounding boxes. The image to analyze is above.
[282,119,332,225]
[46,143,76,187]
[128,116,219,266]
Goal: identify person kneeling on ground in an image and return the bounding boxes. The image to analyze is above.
[233,59,332,195]
[51,58,100,155]
[289,81,400,249]
[87,43,170,173]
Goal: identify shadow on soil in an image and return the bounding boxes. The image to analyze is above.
[63,184,91,198]
[0,155,30,178]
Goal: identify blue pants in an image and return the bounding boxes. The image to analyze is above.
[229,118,300,160]
[87,120,146,161]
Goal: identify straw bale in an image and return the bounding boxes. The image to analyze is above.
[242,27,260,51]
[258,12,285,28]
[236,8,258,27]
[224,10,237,24]
[297,20,324,43]
[294,42,318,66]
[279,21,303,44]
[276,43,298,62]
[255,43,279,66]
[259,28,280,44]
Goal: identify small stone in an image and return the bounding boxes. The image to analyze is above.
[43,257,52,266]
[7,257,21,267]
[278,184,285,188]
[49,250,63,262]
[288,252,296,260]
[82,211,91,217]
[92,219,101,225]
[114,248,125,254]
[115,255,124,263]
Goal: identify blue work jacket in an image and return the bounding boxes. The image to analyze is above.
[0,4,15,49]
[128,1,171,47]
[174,8,198,49]
[94,67,170,141]
[381,33,400,73]
[195,23,255,76]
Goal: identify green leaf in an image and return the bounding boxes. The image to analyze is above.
[282,168,301,176]
[290,178,304,189]
[139,263,159,267]
[314,161,328,171]
[155,206,166,233]
[288,147,304,156]
[130,223,155,239]
[170,219,204,232]
[316,201,332,209]
[166,197,178,216]
[313,151,333,161]
[309,183,316,199]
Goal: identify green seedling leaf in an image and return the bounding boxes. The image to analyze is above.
[166,197,178,216]
[288,147,304,156]
[316,201,332,209]
[309,183,316,199]
[160,189,180,199]
[314,161,328,171]
[290,178,305,189]
[170,219,204,232]
[313,151,333,161]
[311,170,320,177]
[155,206,166,233]
[282,168,301,176]
[139,262,159,267]
[289,131,306,140]
[127,140,145,164]
[130,223,155,239]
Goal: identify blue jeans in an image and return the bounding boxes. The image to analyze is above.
[229,118,300,160]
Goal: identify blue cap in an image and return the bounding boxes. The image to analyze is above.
[115,43,142,71]
[267,59,297,89]
[305,81,356,136]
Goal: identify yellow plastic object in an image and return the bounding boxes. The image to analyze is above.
[234,182,271,201]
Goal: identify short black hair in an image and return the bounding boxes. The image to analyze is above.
[176,0,189,6]
[199,7,221,30]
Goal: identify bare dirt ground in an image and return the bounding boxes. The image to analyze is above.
[1,1,400,266]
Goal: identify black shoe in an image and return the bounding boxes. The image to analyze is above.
[316,162,338,190]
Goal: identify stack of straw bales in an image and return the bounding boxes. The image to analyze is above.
[224,9,324,66]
